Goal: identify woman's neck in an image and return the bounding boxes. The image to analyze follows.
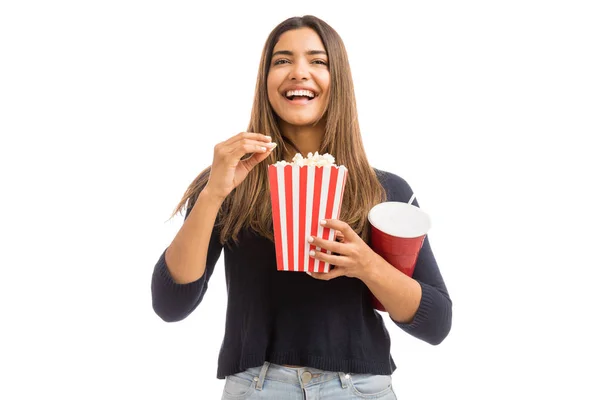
[280,119,326,160]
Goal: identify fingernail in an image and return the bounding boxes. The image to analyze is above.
[309,250,315,257]
[306,272,312,276]
[320,219,327,226]
[307,236,314,243]
[260,146,267,152]
[267,142,277,147]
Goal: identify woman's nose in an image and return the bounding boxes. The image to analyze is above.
[289,61,309,80]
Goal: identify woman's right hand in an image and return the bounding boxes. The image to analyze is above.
[204,132,277,201]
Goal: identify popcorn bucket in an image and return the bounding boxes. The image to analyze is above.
[368,201,431,311]
[268,164,348,272]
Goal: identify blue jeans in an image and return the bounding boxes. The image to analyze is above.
[221,362,397,399]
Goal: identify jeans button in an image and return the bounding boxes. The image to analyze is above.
[301,371,312,384]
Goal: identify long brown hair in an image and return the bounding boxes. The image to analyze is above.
[171,15,386,245]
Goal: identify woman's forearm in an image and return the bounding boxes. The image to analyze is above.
[165,187,224,284]
[361,257,422,323]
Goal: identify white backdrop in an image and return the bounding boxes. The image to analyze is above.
[1,1,599,399]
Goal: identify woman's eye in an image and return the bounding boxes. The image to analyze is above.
[273,59,290,65]
[312,59,328,66]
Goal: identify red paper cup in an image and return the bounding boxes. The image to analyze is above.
[368,201,432,311]
[268,164,348,272]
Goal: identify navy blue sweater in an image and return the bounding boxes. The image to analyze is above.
[151,169,452,379]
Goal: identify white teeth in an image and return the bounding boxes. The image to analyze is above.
[286,90,315,98]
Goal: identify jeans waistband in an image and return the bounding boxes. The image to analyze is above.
[242,362,350,390]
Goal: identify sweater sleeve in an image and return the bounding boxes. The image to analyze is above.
[376,170,453,345]
[151,202,224,323]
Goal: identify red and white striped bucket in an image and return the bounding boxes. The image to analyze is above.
[268,164,348,272]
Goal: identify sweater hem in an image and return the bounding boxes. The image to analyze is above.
[217,352,396,379]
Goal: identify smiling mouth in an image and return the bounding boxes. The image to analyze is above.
[284,89,316,101]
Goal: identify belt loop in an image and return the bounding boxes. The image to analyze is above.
[255,361,270,391]
[338,372,349,389]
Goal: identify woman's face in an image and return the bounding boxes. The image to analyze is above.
[267,28,330,128]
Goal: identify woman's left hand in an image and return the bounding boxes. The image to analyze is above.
[307,219,380,281]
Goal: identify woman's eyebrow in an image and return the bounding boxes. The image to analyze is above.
[272,50,327,57]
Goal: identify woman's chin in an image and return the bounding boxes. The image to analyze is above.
[280,115,321,127]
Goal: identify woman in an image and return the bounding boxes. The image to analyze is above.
[151,15,452,399]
